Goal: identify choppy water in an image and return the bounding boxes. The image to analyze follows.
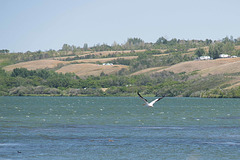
[1,96,240,159]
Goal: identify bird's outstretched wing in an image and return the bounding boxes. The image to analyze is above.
[137,92,148,103]
[149,96,165,106]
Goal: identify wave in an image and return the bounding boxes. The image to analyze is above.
[0,143,21,146]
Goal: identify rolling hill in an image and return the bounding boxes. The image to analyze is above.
[3,49,240,81]
[3,59,69,71]
[155,57,240,76]
[2,45,240,97]
[55,63,128,77]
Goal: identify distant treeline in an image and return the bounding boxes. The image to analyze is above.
[1,36,240,67]
[0,49,9,53]
[194,37,240,59]
[60,36,240,52]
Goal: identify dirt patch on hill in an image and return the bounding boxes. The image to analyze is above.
[154,58,240,76]
[56,63,128,77]
[224,77,240,89]
[200,60,240,76]
[3,60,69,71]
[235,45,240,50]
[73,56,137,63]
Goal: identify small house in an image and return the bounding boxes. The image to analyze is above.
[102,63,113,66]
[199,56,211,60]
[219,54,230,58]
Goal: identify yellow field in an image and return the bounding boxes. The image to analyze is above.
[2,56,136,74]
[153,57,240,76]
[3,59,69,71]
[56,63,128,77]
[3,46,240,79]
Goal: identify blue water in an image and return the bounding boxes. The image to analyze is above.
[1,97,240,159]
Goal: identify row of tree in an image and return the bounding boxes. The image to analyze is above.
[60,36,240,52]
[1,36,240,67]
[0,64,231,96]
[0,49,9,53]
[2,66,240,97]
[195,41,240,59]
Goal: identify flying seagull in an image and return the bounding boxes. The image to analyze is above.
[137,92,164,107]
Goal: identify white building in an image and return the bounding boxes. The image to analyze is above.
[199,56,211,60]
[219,54,230,58]
[102,63,113,66]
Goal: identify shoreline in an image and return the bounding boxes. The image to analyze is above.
[1,94,239,98]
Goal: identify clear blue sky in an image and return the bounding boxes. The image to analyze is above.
[1,0,240,52]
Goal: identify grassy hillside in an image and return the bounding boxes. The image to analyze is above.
[1,37,240,97]
[55,63,128,77]
[3,59,69,71]
[153,57,240,76]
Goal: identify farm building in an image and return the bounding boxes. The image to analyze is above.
[102,63,113,66]
[199,56,211,60]
[219,54,230,58]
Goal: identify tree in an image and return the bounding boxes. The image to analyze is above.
[195,48,205,57]
[222,36,233,43]
[11,68,35,78]
[61,44,72,51]
[223,42,234,55]
[72,45,77,53]
[124,38,144,50]
[0,49,9,53]
[126,38,144,46]
[156,37,168,45]
[83,43,88,51]
[208,43,224,59]
[168,38,177,45]
[205,39,212,45]
[112,41,122,50]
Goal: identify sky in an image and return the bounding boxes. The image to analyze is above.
[1,0,240,52]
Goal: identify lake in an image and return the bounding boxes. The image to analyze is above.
[1,96,240,159]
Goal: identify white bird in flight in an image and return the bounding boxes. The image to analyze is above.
[137,92,164,107]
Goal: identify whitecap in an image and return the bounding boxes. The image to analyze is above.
[203,141,240,146]
[0,143,20,146]
[136,126,185,130]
